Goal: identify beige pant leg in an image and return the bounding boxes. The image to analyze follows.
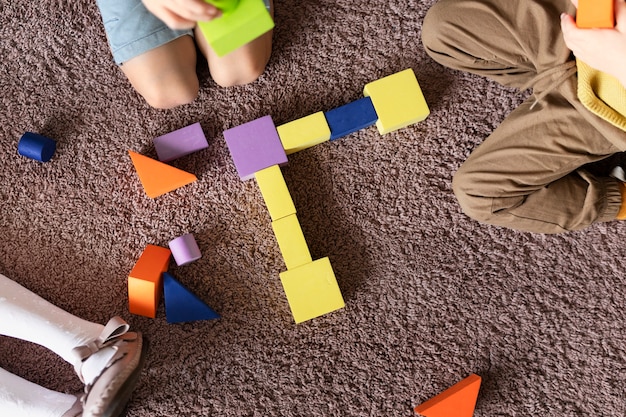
[422,0,626,233]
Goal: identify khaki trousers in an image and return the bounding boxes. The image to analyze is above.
[422,0,626,233]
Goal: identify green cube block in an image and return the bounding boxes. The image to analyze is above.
[198,0,274,57]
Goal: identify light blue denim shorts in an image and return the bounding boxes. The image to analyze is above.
[97,0,271,65]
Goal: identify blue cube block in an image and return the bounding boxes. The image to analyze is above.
[324,96,379,141]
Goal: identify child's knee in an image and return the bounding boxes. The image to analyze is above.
[210,59,267,88]
[142,79,199,109]
[452,168,492,223]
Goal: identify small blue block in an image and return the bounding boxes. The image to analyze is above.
[324,96,379,141]
[163,273,220,323]
[18,132,56,162]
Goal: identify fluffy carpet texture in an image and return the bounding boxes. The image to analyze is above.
[1,0,625,416]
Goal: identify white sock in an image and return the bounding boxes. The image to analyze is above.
[0,273,104,365]
[0,367,77,417]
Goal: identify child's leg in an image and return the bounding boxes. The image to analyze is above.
[195,0,274,87]
[422,0,575,89]
[97,0,199,109]
[0,367,80,417]
[422,0,626,233]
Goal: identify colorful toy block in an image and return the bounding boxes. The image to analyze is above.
[163,273,220,323]
[271,214,312,270]
[279,257,344,323]
[128,244,172,318]
[363,68,430,135]
[206,0,239,13]
[255,165,296,221]
[168,233,202,266]
[154,122,209,162]
[324,96,378,141]
[198,0,274,57]
[414,374,482,417]
[128,150,197,198]
[223,115,287,181]
[576,0,614,28]
[18,132,56,162]
[276,111,331,154]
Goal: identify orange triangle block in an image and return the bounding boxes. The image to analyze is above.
[414,374,481,417]
[128,150,197,198]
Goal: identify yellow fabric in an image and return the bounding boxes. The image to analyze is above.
[577,58,626,132]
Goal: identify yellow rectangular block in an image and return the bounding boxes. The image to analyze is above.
[271,213,311,270]
[128,244,171,318]
[277,111,331,154]
[363,68,430,135]
[255,165,296,221]
[279,257,345,323]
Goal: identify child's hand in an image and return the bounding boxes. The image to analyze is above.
[142,0,221,30]
[561,0,626,86]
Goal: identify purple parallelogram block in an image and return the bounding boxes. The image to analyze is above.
[223,115,288,180]
[154,122,209,162]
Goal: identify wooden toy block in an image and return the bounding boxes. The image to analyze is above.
[206,0,239,13]
[154,122,209,162]
[128,244,172,318]
[363,68,430,135]
[198,0,274,57]
[324,96,378,140]
[128,150,197,198]
[576,0,614,28]
[276,111,331,154]
[18,132,56,162]
[223,115,287,181]
[255,165,296,221]
[279,257,345,324]
[414,374,482,417]
[163,272,220,323]
[271,214,312,270]
[168,233,202,266]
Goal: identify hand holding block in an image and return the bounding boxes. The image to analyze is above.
[414,374,481,417]
[279,257,344,324]
[224,115,287,180]
[128,245,172,318]
[576,0,614,28]
[364,68,430,135]
[198,0,274,57]
[206,0,239,13]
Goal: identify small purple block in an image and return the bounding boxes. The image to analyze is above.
[168,233,202,266]
[223,115,288,180]
[154,122,209,162]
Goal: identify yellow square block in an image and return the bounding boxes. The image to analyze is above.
[128,244,171,318]
[279,257,345,323]
[363,68,430,135]
[271,214,311,270]
[277,111,331,154]
[255,165,296,221]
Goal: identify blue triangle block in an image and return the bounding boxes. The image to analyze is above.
[163,273,220,323]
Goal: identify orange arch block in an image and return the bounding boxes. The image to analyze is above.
[128,150,197,198]
[414,374,481,417]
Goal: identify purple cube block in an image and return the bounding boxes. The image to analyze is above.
[223,115,288,180]
[154,122,209,162]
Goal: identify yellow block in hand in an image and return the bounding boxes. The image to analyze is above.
[255,165,296,221]
[271,214,311,270]
[279,257,345,323]
[363,68,430,135]
[277,111,331,154]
